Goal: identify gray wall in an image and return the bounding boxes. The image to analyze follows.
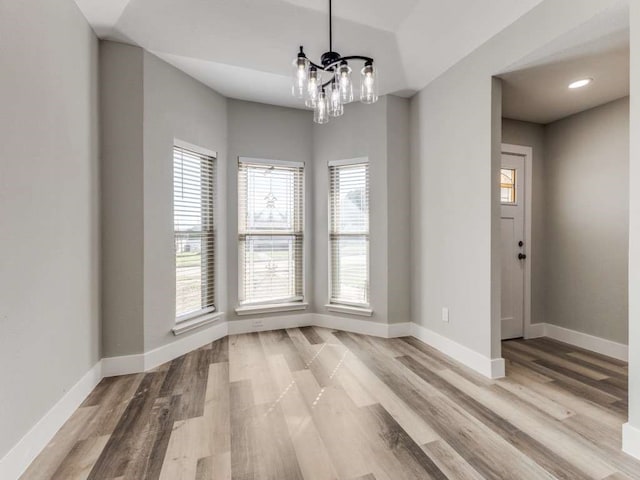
[0,0,100,459]
[628,0,640,435]
[226,99,314,320]
[143,52,228,351]
[100,42,145,356]
[502,118,547,327]
[312,95,412,324]
[386,96,412,323]
[313,99,390,323]
[544,98,629,343]
[100,43,229,356]
[410,0,621,360]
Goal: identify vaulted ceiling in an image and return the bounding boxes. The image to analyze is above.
[74,0,544,107]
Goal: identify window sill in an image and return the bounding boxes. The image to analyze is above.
[172,311,224,336]
[235,302,309,316]
[325,304,373,317]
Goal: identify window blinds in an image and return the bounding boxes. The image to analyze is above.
[238,159,304,305]
[329,161,370,307]
[173,145,216,320]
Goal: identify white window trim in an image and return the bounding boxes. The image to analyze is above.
[174,138,217,159]
[172,311,224,336]
[239,157,304,168]
[325,304,373,317]
[328,157,368,167]
[176,306,216,324]
[235,302,309,316]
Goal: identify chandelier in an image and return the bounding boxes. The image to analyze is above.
[291,0,378,124]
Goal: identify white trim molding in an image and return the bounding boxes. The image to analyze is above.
[313,313,409,338]
[238,156,304,168]
[542,323,628,361]
[412,323,506,379]
[235,302,309,316]
[623,423,640,460]
[172,311,224,336]
[103,321,229,377]
[524,322,546,339]
[0,362,103,480]
[227,314,311,335]
[325,304,373,317]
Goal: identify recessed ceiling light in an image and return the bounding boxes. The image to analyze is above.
[568,78,593,89]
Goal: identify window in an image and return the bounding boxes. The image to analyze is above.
[329,159,370,307]
[173,144,216,321]
[501,168,516,204]
[238,158,304,306]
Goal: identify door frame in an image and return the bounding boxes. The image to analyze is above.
[501,143,535,338]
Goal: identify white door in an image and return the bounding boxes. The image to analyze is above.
[500,153,526,339]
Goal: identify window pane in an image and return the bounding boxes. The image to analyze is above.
[174,146,215,318]
[500,168,516,204]
[240,235,302,304]
[329,161,370,306]
[331,235,369,305]
[238,159,304,305]
[331,164,369,234]
[246,166,296,231]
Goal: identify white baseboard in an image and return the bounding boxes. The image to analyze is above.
[542,323,628,361]
[145,320,228,371]
[313,313,411,338]
[524,323,545,339]
[623,423,640,460]
[0,361,103,480]
[228,313,312,335]
[411,323,505,379]
[102,352,145,377]
[388,321,413,338]
[102,320,229,377]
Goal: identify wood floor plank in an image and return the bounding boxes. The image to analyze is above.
[49,434,110,480]
[267,354,340,480]
[122,395,180,480]
[88,371,168,479]
[293,369,375,479]
[210,336,229,364]
[20,407,99,479]
[175,349,210,420]
[259,329,307,372]
[203,362,231,479]
[299,326,325,345]
[421,440,485,480]
[229,333,278,404]
[504,341,611,380]
[365,404,448,479]
[229,380,256,480]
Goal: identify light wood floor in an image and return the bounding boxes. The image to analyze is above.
[21,328,640,479]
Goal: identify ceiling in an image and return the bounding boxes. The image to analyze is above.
[500,4,630,124]
[74,0,544,108]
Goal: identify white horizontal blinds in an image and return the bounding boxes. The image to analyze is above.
[238,159,304,305]
[329,161,370,306]
[173,145,216,319]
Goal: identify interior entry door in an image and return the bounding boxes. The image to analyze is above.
[500,153,526,339]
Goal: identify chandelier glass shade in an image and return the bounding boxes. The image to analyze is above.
[291,0,378,124]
